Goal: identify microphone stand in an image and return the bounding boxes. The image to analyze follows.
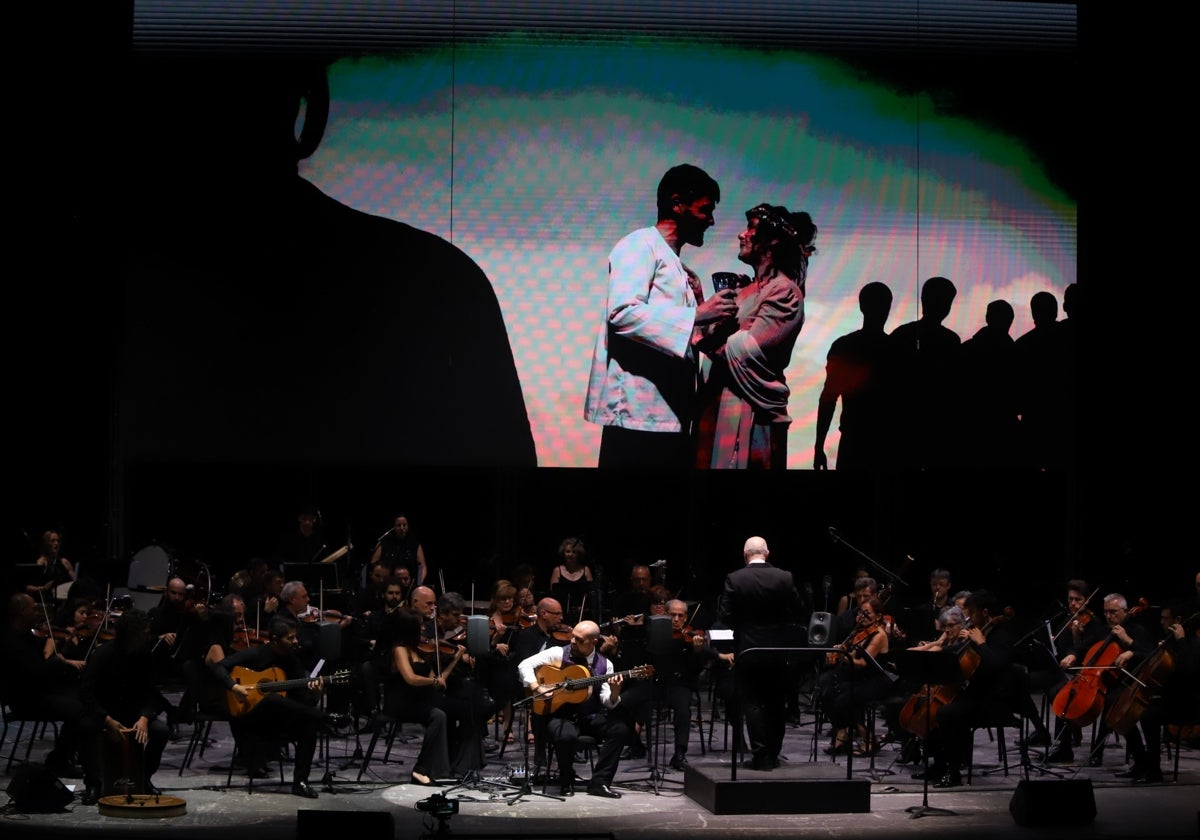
[827,529,908,598]
[501,695,565,805]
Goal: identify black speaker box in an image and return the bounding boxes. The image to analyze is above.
[808,612,833,646]
[1009,778,1096,827]
[647,614,673,655]
[297,809,395,839]
[5,763,74,813]
[466,614,491,658]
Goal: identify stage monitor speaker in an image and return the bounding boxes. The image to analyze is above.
[297,809,394,839]
[466,614,491,658]
[5,763,74,813]
[318,621,342,662]
[808,612,833,646]
[1009,779,1096,827]
[647,614,673,655]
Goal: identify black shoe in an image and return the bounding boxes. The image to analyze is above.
[587,784,622,799]
[1019,731,1051,748]
[1132,768,1164,785]
[1088,753,1104,768]
[81,785,101,806]
[559,782,575,796]
[621,743,647,761]
[144,780,163,796]
[1045,747,1074,763]
[741,758,771,771]
[911,765,947,781]
[898,741,923,765]
[932,770,963,788]
[669,753,688,771]
[291,781,319,799]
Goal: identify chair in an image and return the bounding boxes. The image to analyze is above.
[966,663,1034,784]
[355,713,411,781]
[2,694,61,773]
[540,733,595,794]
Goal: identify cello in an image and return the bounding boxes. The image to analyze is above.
[1103,611,1200,735]
[1052,597,1148,728]
[898,609,1011,738]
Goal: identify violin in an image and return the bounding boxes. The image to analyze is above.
[417,638,463,657]
[672,625,706,644]
[1052,597,1148,728]
[825,621,881,667]
[230,624,268,651]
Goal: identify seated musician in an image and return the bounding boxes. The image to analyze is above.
[505,597,568,754]
[2,593,86,779]
[1115,599,1197,783]
[517,619,630,798]
[385,606,463,785]
[78,609,170,805]
[645,599,719,770]
[432,591,494,776]
[915,589,1017,788]
[1045,578,1107,762]
[1062,592,1153,767]
[149,576,210,734]
[822,596,892,757]
[207,617,334,798]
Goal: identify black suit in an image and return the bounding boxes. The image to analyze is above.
[717,560,804,767]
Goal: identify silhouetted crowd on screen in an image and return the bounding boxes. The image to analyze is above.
[815,278,1081,471]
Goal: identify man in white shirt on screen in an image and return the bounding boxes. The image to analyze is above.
[584,163,738,468]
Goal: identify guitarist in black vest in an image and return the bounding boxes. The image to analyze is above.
[207,618,338,798]
[517,620,631,799]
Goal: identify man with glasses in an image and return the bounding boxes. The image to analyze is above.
[518,620,630,798]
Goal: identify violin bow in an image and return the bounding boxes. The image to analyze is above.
[36,587,59,658]
[1050,586,1100,645]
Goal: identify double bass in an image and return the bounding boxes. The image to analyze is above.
[1052,598,1148,728]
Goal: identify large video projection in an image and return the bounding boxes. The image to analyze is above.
[123,1,1078,470]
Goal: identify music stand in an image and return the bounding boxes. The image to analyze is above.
[893,649,961,819]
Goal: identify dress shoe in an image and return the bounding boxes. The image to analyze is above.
[1132,767,1164,784]
[1018,731,1051,748]
[1045,747,1074,763]
[291,781,319,799]
[932,770,963,788]
[81,785,101,806]
[669,752,688,771]
[911,765,947,780]
[587,784,622,799]
[143,779,163,796]
[559,782,575,796]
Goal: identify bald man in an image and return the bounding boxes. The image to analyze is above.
[717,536,804,771]
[409,585,438,641]
[518,620,631,799]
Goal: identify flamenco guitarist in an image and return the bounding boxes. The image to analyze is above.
[916,589,1016,789]
[517,620,630,799]
[207,618,339,799]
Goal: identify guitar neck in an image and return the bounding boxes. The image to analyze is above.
[562,666,644,690]
[251,676,314,694]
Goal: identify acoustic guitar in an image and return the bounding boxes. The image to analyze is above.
[226,666,352,717]
[530,662,654,715]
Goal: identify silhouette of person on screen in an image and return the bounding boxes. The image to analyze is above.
[118,55,535,467]
[814,281,892,470]
[1014,291,1068,470]
[885,276,962,470]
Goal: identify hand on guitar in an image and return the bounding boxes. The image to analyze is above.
[607,671,624,699]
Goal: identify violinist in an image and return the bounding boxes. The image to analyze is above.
[410,585,438,643]
[1,592,86,779]
[1044,579,1107,763]
[505,597,569,756]
[50,596,97,666]
[384,606,462,784]
[621,598,718,771]
[431,591,493,776]
[1117,600,1200,784]
[1072,593,1154,768]
[819,597,891,757]
[916,589,1017,789]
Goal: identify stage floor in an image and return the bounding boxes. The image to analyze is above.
[2,693,1197,840]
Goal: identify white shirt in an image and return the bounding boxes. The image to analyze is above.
[517,646,621,709]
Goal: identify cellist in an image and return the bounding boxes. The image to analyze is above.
[1044,579,1107,763]
[1074,593,1153,768]
[1115,600,1200,784]
[916,589,1017,789]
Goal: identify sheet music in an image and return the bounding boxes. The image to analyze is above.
[310,658,325,680]
[1045,620,1057,659]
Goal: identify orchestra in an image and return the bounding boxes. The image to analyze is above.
[6,526,1196,810]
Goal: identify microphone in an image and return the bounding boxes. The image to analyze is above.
[649,559,668,569]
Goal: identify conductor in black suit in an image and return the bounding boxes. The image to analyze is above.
[717,536,804,770]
